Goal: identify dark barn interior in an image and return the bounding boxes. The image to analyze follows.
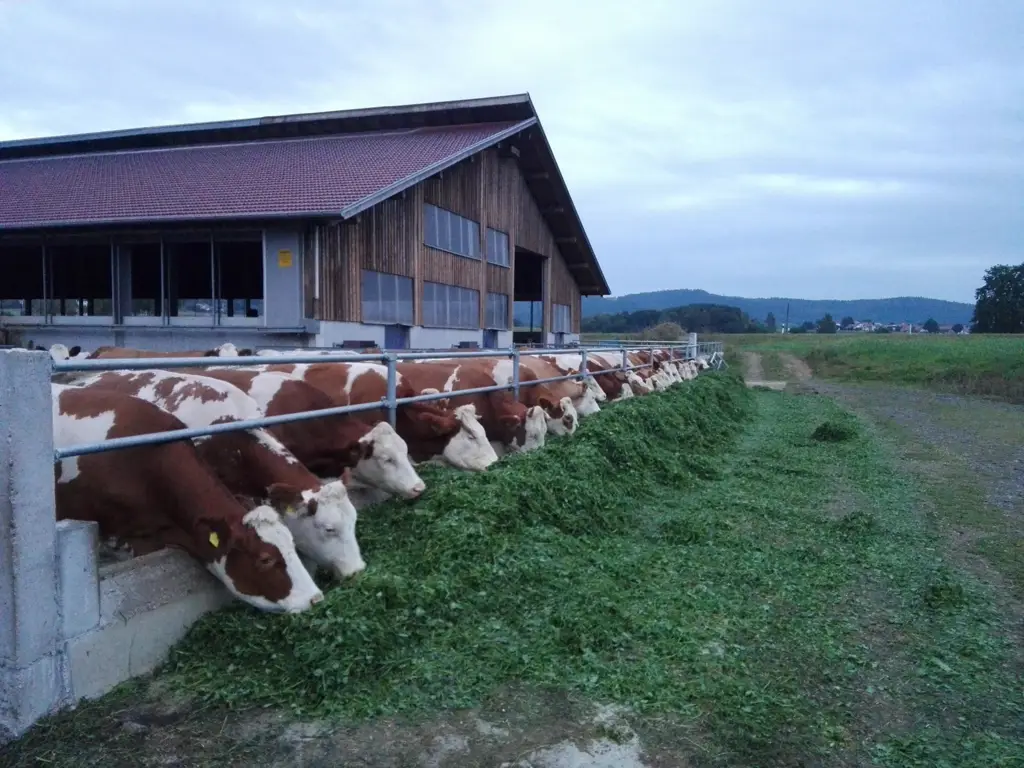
[513,247,545,344]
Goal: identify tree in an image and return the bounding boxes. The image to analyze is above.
[640,321,684,341]
[790,326,808,334]
[816,314,838,334]
[971,263,1024,333]
[923,318,940,334]
[841,316,856,328]
[766,312,777,332]
[874,326,891,334]
[800,320,815,331]
[952,323,964,334]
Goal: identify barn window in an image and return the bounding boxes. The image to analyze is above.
[48,243,113,317]
[361,269,413,325]
[121,242,163,318]
[486,228,510,267]
[552,302,572,333]
[215,240,264,320]
[423,281,480,329]
[423,203,480,260]
[0,244,45,317]
[165,240,214,317]
[485,292,509,329]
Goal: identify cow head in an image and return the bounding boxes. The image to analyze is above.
[538,395,578,436]
[574,382,603,417]
[616,380,635,399]
[350,421,426,499]
[205,342,240,357]
[199,504,323,613]
[49,344,85,362]
[582,375,607,403]
[517,405,547,452]
[696,356,710,371]
[267,477,365,579]
[627,372,653,394]
[441,404,499,471]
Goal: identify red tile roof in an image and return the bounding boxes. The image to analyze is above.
[0,121,527,229]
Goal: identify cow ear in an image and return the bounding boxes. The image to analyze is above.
[203,349,218,357]
[68,345,82,357]
[195,518,232,555]
[237,348,254,356]
[360,439,375,460]
[267,482,304,513]
[537,396,553,410]
[424,412,457,436]
[233,494,258,511]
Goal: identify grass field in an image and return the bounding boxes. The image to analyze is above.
[5,371,1022,767]
[701,333,1024,402]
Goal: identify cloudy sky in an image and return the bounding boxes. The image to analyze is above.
[2,0,1021,302]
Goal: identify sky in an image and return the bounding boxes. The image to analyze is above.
[1,0,1021,303]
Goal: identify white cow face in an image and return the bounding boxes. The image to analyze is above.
[583,375,607,403]
[269,480,365,579]
[627,372,653,394]
[696,356,710,371]
[520,405,547,451]
[541,396,579,436]
[616,381,635,400]
[442,404,499,471]
[351,421,426,499]
[574,385,602,417]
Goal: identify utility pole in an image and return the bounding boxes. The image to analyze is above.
[783,302,790,334]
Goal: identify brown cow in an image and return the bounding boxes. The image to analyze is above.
[193,366,426,499]
[394,361,547,456]
[52,384,323,613]
[84,343,242,359]
[60,370,366,578]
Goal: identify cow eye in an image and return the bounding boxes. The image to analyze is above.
[257,552,277,569]
[322,526,337,536]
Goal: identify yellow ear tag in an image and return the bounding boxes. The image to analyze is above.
[285,505,296,516]
[209,532,220,548]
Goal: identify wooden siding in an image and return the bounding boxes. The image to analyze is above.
[310,146,583,334]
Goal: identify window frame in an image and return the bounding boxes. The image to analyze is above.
[423,203,481,261]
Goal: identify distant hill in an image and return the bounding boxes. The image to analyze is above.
[578,289,974,326]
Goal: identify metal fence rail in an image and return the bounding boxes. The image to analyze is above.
[51,342,722,461]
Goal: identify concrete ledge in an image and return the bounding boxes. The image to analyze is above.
[70,549,232,702]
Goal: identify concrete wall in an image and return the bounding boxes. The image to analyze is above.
[409,326,484,350]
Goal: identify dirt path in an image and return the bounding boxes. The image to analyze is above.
[778,352,812,381]
[741,351,764,383]
[808,381,1024,601]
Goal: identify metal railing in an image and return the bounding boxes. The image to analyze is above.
[51,341,720,461]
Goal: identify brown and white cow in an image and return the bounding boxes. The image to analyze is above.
[84,343,242,359]
[423,357,579,437]
[52,384,323,613]
[61,370,365,578]
[586,351,653,395]
[261,362,498,471]
[193,367,426,499]
[529,353,610,413]
[395,361,547,456]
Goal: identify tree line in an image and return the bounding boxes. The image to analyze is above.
[582,262,1023,336]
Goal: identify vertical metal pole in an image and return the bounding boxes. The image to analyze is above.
[621,348,629,374]
[159,237,166,324]
[512,348,521,400]
[579,347,588,383]
[41,241,49,322]
[385,352,397,428]
[209,233,217,327]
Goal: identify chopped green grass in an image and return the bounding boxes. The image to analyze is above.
[6,373,1021,767]
[811,417,859,442]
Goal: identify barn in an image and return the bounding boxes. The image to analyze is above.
[0,93,610,352]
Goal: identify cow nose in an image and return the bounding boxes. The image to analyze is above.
[310,592,325,605]
[410,482,426,496]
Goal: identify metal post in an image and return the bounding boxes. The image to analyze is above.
[579,348,588,383]
[385,352,397,428]
[512,348,521,400]
[621,347,629,374]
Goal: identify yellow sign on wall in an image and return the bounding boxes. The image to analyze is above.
[277,249,293,268]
